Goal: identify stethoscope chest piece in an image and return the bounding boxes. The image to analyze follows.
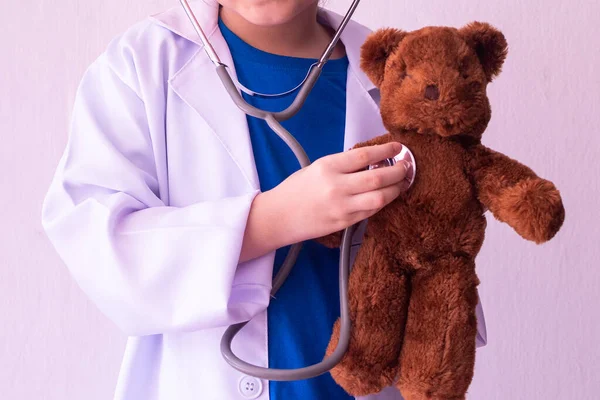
[368,144,417,189]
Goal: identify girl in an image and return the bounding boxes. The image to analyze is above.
[42,0,442,399]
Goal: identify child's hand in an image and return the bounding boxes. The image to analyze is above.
[269,142,411,244]
[240,142,411,262]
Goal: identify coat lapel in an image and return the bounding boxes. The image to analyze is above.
[151,2,385,191]
[318,10,386,149]
[153,1,262,190]
[343,73,385,150]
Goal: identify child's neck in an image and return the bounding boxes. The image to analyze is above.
[219,5,345,60]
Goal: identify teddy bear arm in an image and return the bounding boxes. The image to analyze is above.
[467,145,565,243]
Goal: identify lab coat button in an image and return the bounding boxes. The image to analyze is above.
[238,376,263,399]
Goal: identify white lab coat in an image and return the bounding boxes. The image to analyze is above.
[41,1,487,399]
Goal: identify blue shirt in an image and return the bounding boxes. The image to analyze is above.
[219,18,354,400]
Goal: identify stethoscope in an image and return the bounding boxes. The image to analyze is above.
[179,0,416,382]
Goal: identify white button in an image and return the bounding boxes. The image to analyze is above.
[238,376,263,399]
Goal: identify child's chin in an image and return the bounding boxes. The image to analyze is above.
[236,0,317,27]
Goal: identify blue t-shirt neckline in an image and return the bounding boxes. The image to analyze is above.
[218,17,349,74]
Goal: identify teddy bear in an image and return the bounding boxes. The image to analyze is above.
[317,22,565,400]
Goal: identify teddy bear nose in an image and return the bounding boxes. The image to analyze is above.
[425,85,440,101]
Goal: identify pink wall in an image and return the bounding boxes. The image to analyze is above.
[1,1,598,399]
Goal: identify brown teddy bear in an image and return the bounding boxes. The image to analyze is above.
[318,22,565,399]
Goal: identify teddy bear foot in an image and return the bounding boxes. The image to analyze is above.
[398,382,465,400]
[330,364,397,397]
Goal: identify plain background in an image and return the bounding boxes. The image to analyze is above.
[1,0,598,399]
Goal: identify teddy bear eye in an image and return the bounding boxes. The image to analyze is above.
[400,71,408,80]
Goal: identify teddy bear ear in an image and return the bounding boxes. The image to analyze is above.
[360,28,408,87]
[459,22,508,82]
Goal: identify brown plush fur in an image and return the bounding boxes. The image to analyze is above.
[319,22,565,399]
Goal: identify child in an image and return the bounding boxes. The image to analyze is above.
[42,0,414,399]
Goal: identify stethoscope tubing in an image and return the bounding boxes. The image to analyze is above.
[180,0,364,381]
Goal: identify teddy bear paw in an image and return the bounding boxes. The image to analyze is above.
[497,178,565,244]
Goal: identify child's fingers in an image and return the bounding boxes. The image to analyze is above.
[345,183,404,214]
[327,142,403,173]
[344,160,410,194]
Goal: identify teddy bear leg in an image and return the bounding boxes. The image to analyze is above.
[397,256,479,400]
[326,238,410,396]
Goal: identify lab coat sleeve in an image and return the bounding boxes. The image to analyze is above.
[41,54,273,337]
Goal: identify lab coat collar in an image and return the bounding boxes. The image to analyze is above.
[150,1,377,92]
[150,1,383,191]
